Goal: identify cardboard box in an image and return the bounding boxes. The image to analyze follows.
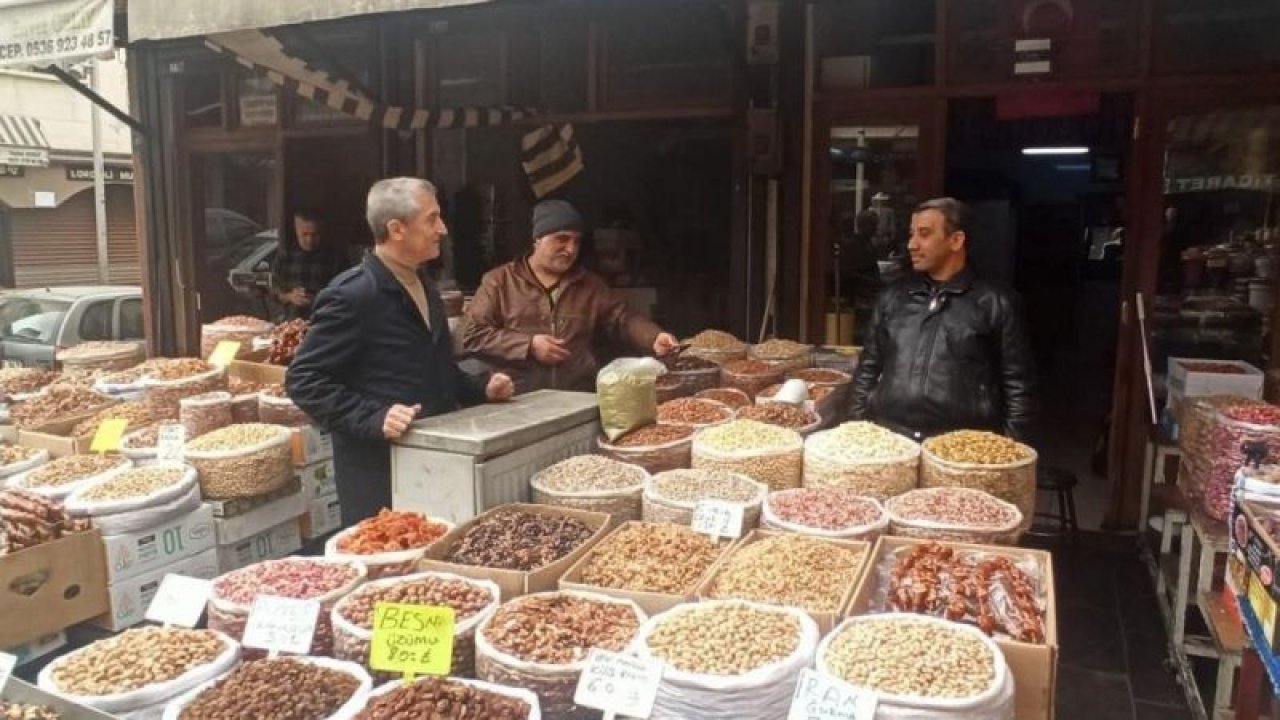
[2,630,67,666]
[93,547,219,632]
[228,359,286,386]
[421,504,612,601]
[214,489,307,546]
[693,530,870,633]
[100,504,216,583]
[1167,357,1264,411]
[292,425,334,466]
[559,521,734,617]
[0,530,109,647]
[298,458,337,498]
[205,477,302,519]
[301,492,342,540]
[848,537,1059,720]
[215,518,303,573]
[16,406,118,458]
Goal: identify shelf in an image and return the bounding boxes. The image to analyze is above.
[1237,594,1280,697]
[1190,508,1231,553]
[1200,592,1245,656]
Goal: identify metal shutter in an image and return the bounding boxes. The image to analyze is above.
[9,184,140,288]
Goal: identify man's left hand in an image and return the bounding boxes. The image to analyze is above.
[486,373,515,402]
[653,332,680,357]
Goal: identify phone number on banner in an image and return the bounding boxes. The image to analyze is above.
[0,30,114,63]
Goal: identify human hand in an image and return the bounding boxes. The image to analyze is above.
[530,334,571,365]
[653,332,680,356]
[486,373,514,402]
[382,403,421,439]
[283,288,311,307]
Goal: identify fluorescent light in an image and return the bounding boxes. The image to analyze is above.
[1022,146,1090,156]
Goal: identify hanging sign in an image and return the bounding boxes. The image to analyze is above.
[0,0,115,69]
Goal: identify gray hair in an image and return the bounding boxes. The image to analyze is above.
[914,197,969,236]
[366,177,437,243]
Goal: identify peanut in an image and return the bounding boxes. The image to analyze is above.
[49,628,226,696]
[823,617,996,699]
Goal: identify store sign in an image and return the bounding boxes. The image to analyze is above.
[156,424,186,464]
[369,603,455,679]
[0,0,114,69]
[90,418,128,453]
[1164,174,1280,194]
[574,649,663,719]
[66,165,134,182]
[0,165,23,177]
[239,93,278,128]
[788,669,878,720]
[243,595,320,656]
[0,147,48,168]
[145,574,212,628]
[1014,38,1052,76]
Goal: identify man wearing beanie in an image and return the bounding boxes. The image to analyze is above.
[463,199,680,393]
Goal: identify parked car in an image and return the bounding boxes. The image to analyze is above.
[0,286,144,368]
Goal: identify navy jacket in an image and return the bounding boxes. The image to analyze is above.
[286,253,487,524]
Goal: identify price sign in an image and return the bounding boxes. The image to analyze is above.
[208,341,241,367]
[0,651,15,692]
[787,669,878,720]
[145,574,211,628]
[90,418,129,454]
[369,603,455,680]
[156,424,186,463]
[691,500,745,540]
[243,595,320,656]
[573,649,663,719]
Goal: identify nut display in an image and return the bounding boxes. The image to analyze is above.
[532,455,647,493]
[704,534,866,613]
[145,358,216,381]
[0,445,44,468]
[643,469,767,528]
[885,487,1022,543]
[180,392,232,439]
[720,359,785,397]
[0,487,90,553]
[694,388,752,409]
[923,431,1035,465]
[213,557,362,605]
[337,509,450,554]
[121,422,180,450]
[13,454,127,491]
[71,401,164,438]
[1204,403,1280,520]
[259,392,312,427]
[610,423,694,447]
[750,339,811,358]
[56,341,141,370]
[354,678,531,720]
[884,543,1045,643]
[10,385,114,429]
[920,430,1036,530]
[143,360,228,416]
[804,423,920,500]
[48,628,226,696]
[597,423,694,475]
[765,488,885,532]
[176,658,360,720]
[692,420,803,492]
[757,383,833,403]
[482,594,639,664]
[688,330,745,351]
[446,508,596,571]
[0,368,56,397]
[0,702,62,719]
[1177,395,1260,502]
[661,355,719,373]
[645,602,801,675]
[76,465,185,502]
[823,617,996,699]
[657,398,733,426]
[187,423,291,499]
[267,319,310,366]
[788,368,850,385]
[578,522,723,594]
[735,403,820,431]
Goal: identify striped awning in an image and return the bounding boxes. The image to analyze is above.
[0,116,51,167]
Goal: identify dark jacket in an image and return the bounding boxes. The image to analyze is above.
[286,253,487,525]
[851,267,1037,441]
[461,260,661,393]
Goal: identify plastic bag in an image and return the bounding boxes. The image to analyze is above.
[6,456,132,500]
[37,630,240,715]
[633,600,819,720]
[259,392,312,427]
[597,357,667,442]
[919,448,1037,533]
[90,483,202,535]
[884,487,1024,545]
[355,676,542,720]
[142,367,228,417]
[323,518,455,579]
[1178,395,1259,502]
[64,463,198,517]
[760,488,888,541]
[331,571,500,681]
[229,393,260,423]
[186,425,292,499]
[161,656,371,720]
[179,392,232,439]
[692,422,804,492]
[530,460,649,522]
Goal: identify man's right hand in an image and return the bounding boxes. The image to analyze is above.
[282,287,311,307]
[530,334,571,366]
[382,403,421,439]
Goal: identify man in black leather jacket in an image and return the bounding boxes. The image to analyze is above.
[851,197,1037,441]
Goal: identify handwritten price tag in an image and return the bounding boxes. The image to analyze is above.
[90,418,129,454]
[369,603,455,680]
[208,341,241,367]
[787,669,878,720]
[145,574,211,628]
[0,651,15,692]
[691,500,745,540]
[155,424,186,463]
[243,595,320,656]
[573,649,663,719]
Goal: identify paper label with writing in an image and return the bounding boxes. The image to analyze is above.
[788,669,878,720]
[144,574,212,628]
[691,499,745,539]
[90,418,129,454]
[573,649,663,719]
[208,341,241,367]
[242,595,320,655]
[369,603,455,678]
[156,424,186,463]
[0,651,15,692]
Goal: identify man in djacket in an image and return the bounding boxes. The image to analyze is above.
[462,199,679,393]
[851,197,1037,442]
[288,177,514,525]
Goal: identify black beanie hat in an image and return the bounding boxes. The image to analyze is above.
[532,199,585,240]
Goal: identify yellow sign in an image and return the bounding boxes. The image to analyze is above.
[90,419,129,454]
[208,341,241,367]
[369,603,455,680]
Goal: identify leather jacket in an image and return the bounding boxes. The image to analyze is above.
[851,267,1037,441]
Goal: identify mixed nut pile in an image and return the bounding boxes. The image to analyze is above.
[446,509,596,571]
[49,628,226,696]
[533,455,647,493]
[646,602,801,675]
[823,617,996,699]
[10,385,113,429]
[354,678,530,720]
[175,659,360,720]
[579,522,723,594]
[705,534,866,613]
[482,594,639,664]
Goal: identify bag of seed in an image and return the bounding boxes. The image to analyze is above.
[161,656,372,720]
[597,358,667,442]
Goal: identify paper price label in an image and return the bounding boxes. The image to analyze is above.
[573,649,663,719]
[369,603,455,680]
[156,424,186,463]
[788,669,878,720]
[0,651,15,692]
[243,595,320,655]
[145,574,211,628]
[691,500,745,539]
[208,340,241,367]
[90,418,129,454]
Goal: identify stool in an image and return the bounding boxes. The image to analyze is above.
[1029,466,1080,542]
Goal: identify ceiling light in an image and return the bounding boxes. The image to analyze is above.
[1022,146,1090,156]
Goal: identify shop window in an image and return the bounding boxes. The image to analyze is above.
[598,3,732,110]
[1157,0,1280,75]
[182,71,224,129]
[237,75,279,129]
[78,300,113,342]
[193,152,279,323]
[814,0,936,90]
[118,298,144,340]
[433,32,509,108]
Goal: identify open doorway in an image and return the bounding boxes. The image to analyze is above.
[945,93,1133,529]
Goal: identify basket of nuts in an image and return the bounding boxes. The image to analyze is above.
[162,656,372,720]
[568,522,730,607]
[642,468,767,530]
[199,315,275,362]
[354,676,541,720]
[331,571,500,681]
[185,423,292,499]
[694,387,752,410]
[735,403,823,437]
[56,341,145,373]
[325,509,454,578]
[657,397,734,429]
[530,455,650,522]
[920,430,1037,532]
[659,354,722,398]
[803,421,921,500]
[6,454,131,500]
[885,487,1024,545]
[596,423,695,474]
[475,591,646,720]
[748,339,814,372]
[761,487,888,541]
[692,419,804,492]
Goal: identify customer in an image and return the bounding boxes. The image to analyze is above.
[287,178,514,524]
[851,197,1036,441]
[462,199,679,393]
[271,209,352,319]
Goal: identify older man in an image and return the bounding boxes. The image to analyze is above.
[462,199,679,393]
[288,178,514,525]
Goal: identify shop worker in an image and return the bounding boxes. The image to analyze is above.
[462,199,680,393]
[287,178,515,525]
[851,197,1037,442]
[271,209,352,319]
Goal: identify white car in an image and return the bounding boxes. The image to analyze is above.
[0,286,144,368]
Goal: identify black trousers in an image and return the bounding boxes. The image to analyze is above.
[331,432,392,527]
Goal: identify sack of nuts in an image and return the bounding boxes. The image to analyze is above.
[884,487,1024,545]
[803,422,921,501]
[920,431,1037,533]
[642,469,767,530]
[596,424,695,475]
[185,423,293,499]
[760,488,888,541]
[162,656,371,720]
[530,455,650,523]
[64,463,198,518]
[692,420,804,492]
[354,676,541,720]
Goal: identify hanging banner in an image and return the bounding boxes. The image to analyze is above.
[0,0,114,69]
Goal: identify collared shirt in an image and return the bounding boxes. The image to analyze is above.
[376,248,431,330]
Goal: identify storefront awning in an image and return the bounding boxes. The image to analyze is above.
[129,0,495,42]
[0,115,51,167]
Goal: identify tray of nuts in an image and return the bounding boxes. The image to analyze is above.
[37,628,239,714]
[692,419,804,492]
[64,464,197,517]
[804,421,920,500]
[325,509,454,578]
[885,486,1024,545]
[162,656,371,720]
[748,338,814,371]
[530,455,650,522]
[642,468,767,529]
[7,454,131,500]
[331,571,500,680]
[921,431,1037,532]
[354,676,539,720]
[761,487,888,540]
[0,368,58,398]
[0,444,49,479]
[185,423,292,499]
